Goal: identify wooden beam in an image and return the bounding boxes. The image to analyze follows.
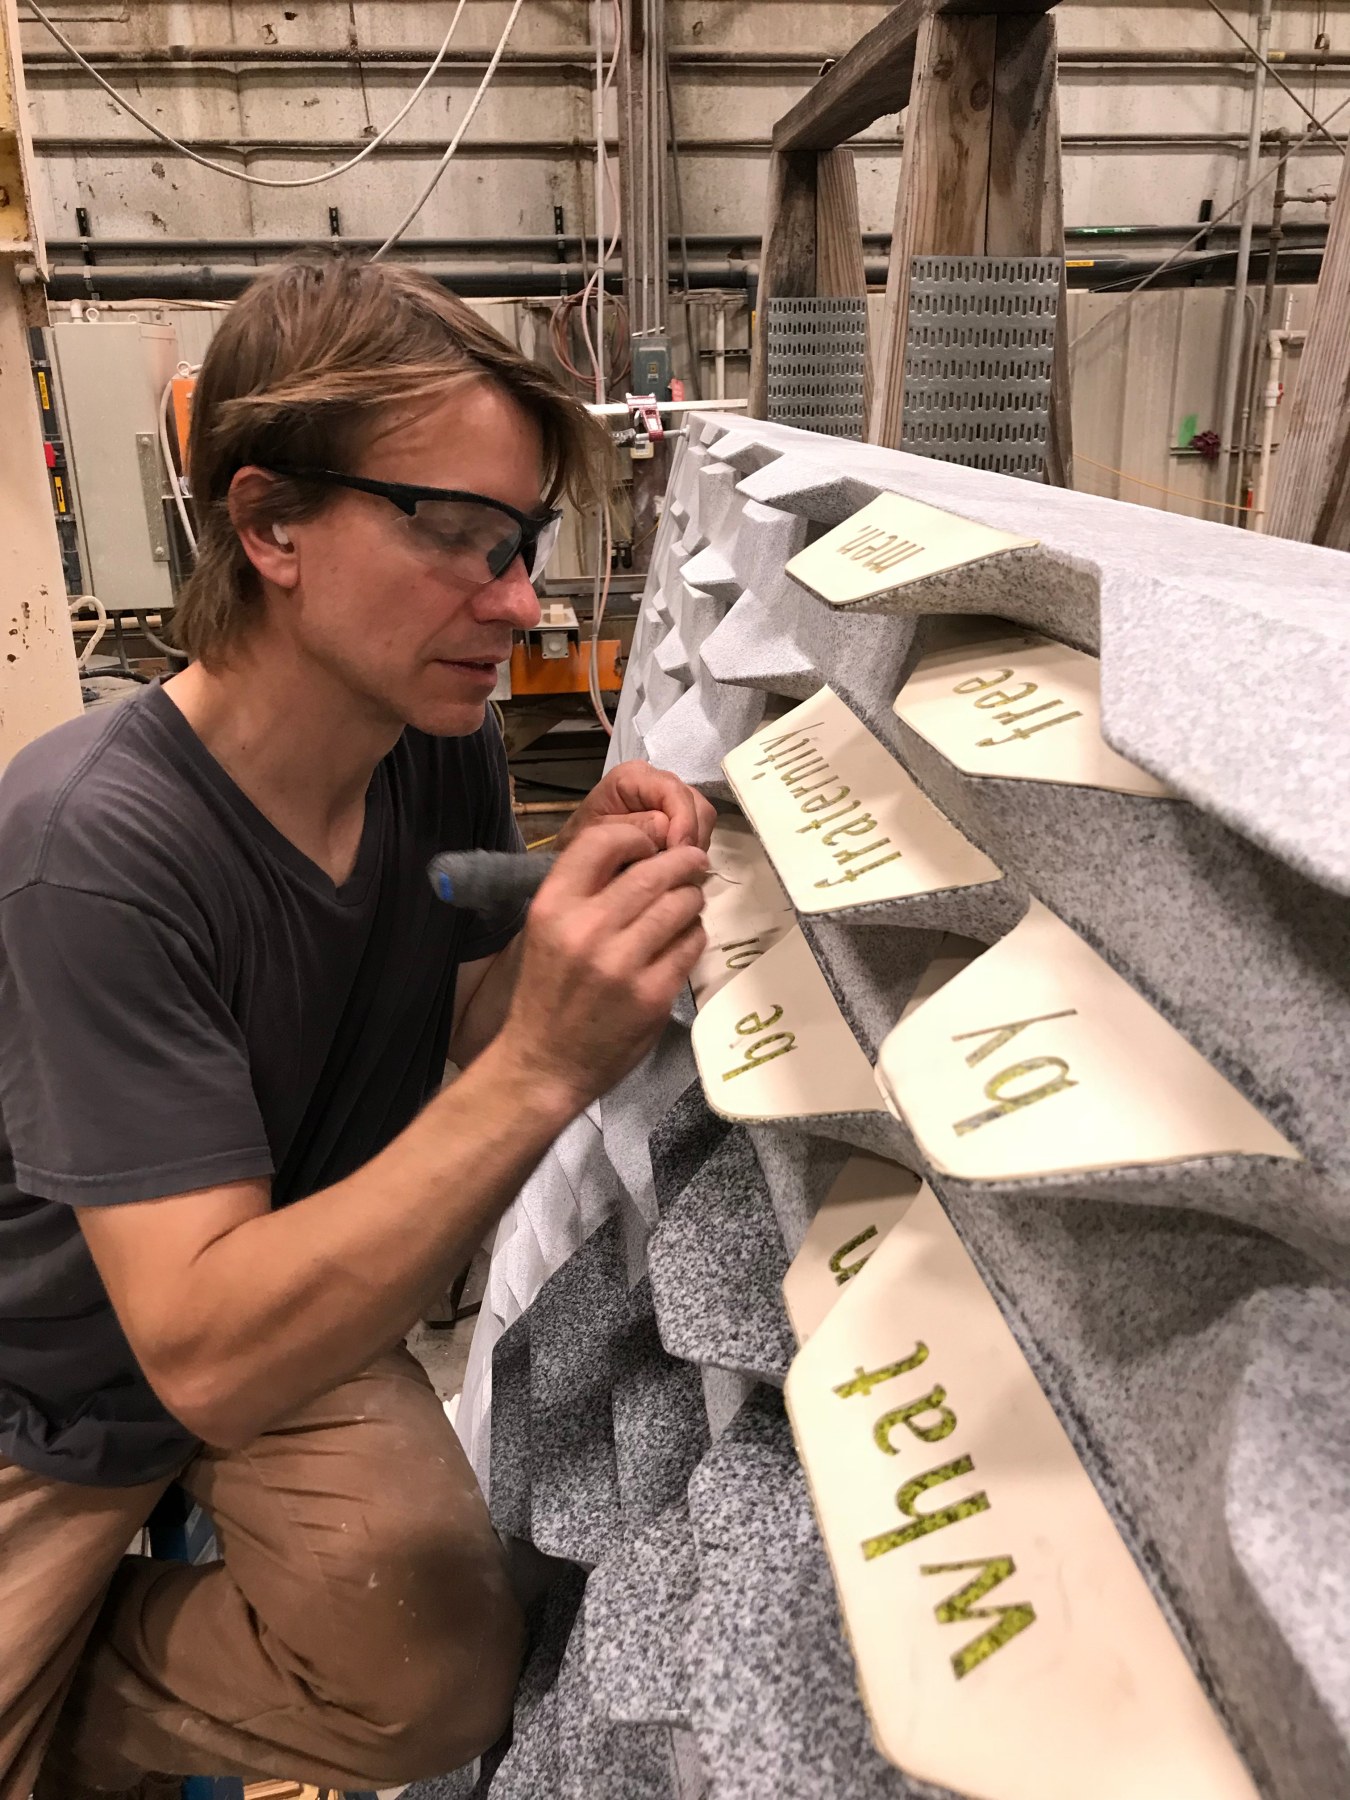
[772,0,1058,152]
[987,11,1073,484]
[869,12,998,446]
[773,0,931,153]
[815,146,874,432]
[1268,166,1350,547]
[748,149,818,419]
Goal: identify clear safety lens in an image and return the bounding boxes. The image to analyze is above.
[404,498,560,588]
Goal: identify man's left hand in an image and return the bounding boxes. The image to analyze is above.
[560,762,716,854]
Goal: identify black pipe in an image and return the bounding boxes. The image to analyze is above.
[44,224,1332,262]
[36,245,1326,304]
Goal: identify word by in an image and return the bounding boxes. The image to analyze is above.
[950,1008,1079,1138]
[722,1003,797,1083]
[835,1343,1036,1681]
[953,666,1082,749]
[751,726,903,890]
[834,523,924,576]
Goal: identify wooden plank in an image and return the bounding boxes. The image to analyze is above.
[773,0,931,153]
[987,11,1072,484]
[1269,168,1350,547]
[748,148,818,419]
[868,11,998,446]
[815,145,874,432]
[941,0,1060,13]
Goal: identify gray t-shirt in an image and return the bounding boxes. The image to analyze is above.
[0,682,524,1487]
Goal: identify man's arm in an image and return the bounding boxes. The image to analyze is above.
[77,825,707,1449]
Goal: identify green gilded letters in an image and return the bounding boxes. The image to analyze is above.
[798,795,857,828]
[820,814,879,846]
[827,1225,878,1287]
[721,937,766,971]
[920,1556,1037,1680]
[833,1343,928,1399]
[953,1057,1077,1136]
[861,1455,991,1560]
[873,1384,958,1451]
[736,1006,784,1036]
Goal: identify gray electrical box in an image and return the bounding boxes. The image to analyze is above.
[43,320,180,614]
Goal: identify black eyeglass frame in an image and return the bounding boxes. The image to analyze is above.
[262,466,563,579]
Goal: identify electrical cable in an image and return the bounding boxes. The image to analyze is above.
[69,595,107,668]
[371,0,527,260]
[1070,89,1350,352]
[1201,0,1347,155]
[159,367,198,553]
[25,0,469,187]
[1075,453,1257,512]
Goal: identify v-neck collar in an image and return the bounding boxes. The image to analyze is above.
[140,680,386,908]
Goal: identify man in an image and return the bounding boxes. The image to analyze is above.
[0,257,714,1799]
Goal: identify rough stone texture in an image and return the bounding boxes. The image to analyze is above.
[611,1278,710,1532]
[699,584,821,700]
[797,915,945,1059]
[643,674,766,799]
[554,1613,677,1800]
[648,1128,797,1384]
[584,1503,699,1726]
[649,1081,735,1216]
[746,1125,853,1260]
[601,1023,699,1230]
[488,1315,532,1538]
[684,1388,945,1799]
[529,1218,627,1566]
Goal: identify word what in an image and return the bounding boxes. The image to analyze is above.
[751,727,903,890]
[950,1008,1078,1137]
[835,1343,1036,1680]
[952,666,1082,749]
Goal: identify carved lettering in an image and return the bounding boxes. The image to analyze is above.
[873,1385,958,1451]
[827,1226,878,1287]
[720,936,767,971]
[971,682,1039,710]
[721,1032,797,1082]
[861,1455,991,1560]
[921,1556,1037,1679]
[953,670,1015,695]
[815,853,904,888]
[798,794,857,827]
[978,710,1083,748]
[953,1057,1077,1136]
[820,814,880,846]
[736,1006,784,1036]
[833,1343,929,1400]
[952,1010,1077,1068]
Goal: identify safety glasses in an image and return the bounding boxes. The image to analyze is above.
[264,467,564,587]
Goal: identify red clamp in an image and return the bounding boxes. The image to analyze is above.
[626,393,665,460]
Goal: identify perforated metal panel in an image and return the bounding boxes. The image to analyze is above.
[766,298,867,439]
[901,256,1062,478]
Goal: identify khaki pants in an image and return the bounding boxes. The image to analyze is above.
[0,1348,524,1799]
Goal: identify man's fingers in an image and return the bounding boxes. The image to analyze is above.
[613,878,708,968]
[592,844,709,936]
[624,810,671,849]
[543,822,658,899]
[648,918,708,996]
[606,763,709,850]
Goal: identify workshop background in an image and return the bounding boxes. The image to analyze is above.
[6,0,1346,806]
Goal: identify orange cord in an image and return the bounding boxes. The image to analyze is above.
[1075,453,1256,515]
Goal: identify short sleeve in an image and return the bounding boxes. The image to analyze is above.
[0,883,275,1206]
[459,715,530,963]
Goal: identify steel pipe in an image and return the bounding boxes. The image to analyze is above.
[1218,0,1273,507]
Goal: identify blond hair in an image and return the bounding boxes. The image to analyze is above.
[177,257,611,665]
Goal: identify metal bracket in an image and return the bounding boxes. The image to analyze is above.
[134,432,170,563]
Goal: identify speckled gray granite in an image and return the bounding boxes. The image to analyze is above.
[699,582,821,700]
[684,1387,948,1799]
[402,1765,480,1800]
[746,1125,853,1260]
[881,714,1350,1266]
[488,1314,532,1537]
[797,916,944,1057]
[601,1022,698,1230]
[554,1611,677,1800]
[529,1217,627,1566]
[584,1503,699,1727]
[681,545,741,604]
[612,1280,710,1531]
[929,1176,1335,1800]
[649,1082,733,1216]
[484,1688,560,1800]
[647,1127,796,1383]
[643,673,766,798]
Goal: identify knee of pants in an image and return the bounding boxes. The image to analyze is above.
[316,1530,527,1784]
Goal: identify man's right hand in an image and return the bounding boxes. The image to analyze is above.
[495,823,708,1112]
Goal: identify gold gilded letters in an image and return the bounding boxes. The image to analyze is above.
[953,671,1014,695]
[921,1556,1037,1680]
[721,1032,797,1082]
[815,853,904,887]
[821,814,880,847]
[861,1455,991,1560]
[827,1226,878,1287]
[798,793,856,826]
[978,710,1083,748]
[873,1385,958,1451]
[952,1010,1077,1068]
[736,1006,784,1035]
[833,1343,929,1400]
[972,682,1039,711]
[953,1057,1078,1136]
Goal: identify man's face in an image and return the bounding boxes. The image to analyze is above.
[282,379,549,737]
